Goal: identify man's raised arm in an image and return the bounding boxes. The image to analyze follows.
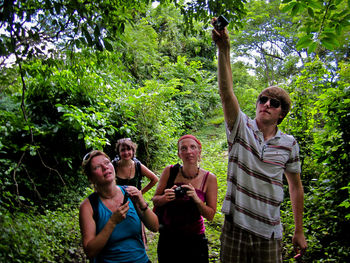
[212,19,240,131]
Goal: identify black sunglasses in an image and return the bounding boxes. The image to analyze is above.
[259,96,281,108]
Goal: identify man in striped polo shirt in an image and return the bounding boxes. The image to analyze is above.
[212,19,307,262]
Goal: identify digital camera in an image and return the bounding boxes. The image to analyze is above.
[174,186,188,198]
[214,15,229,30]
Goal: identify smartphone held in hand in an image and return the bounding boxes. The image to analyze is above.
[214,15,229,30]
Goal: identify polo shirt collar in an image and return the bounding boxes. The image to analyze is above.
[252,119,282,142]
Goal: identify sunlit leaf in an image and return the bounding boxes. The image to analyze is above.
[281,2,296,13]
[320,37,336,50]
[308,41,317,53]
[306,0,323,9]
[291,3,301,16]
[296,34,313,50]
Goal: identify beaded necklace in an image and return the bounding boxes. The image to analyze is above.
[180,165,200,179]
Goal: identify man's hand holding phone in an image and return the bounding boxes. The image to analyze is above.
[213,15,229,31]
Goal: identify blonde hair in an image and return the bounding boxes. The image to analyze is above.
[81,150,110,179]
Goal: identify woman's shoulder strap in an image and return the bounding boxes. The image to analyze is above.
[166,163,180,188]
[88,192,99,223]
[132,158,143,190]
[133,157,142,175]
[200,171,210,192]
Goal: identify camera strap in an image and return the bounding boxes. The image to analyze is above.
[166,163,181,188]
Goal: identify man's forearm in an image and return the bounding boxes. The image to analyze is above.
[290,184,305,233]
[218,47,233,97]
[217,47,239,129]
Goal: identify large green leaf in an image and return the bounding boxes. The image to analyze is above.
[296,34,314,50]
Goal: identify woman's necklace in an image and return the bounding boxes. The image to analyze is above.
[180,165,200,179]
[127,161,133,179]
[119,160,134,179]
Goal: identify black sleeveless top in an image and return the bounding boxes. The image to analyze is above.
[112,157,142,190]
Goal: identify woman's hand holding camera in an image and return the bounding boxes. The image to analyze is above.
[181,184,201,203]
[110,202,129,225]
[164,187,176,201]
[162,184,201,203]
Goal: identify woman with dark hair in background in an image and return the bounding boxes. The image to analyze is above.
[113,138,158,194]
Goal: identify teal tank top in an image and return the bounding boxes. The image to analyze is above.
[94,186,149,263]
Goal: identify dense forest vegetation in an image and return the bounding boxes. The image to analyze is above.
[0,0,349,262]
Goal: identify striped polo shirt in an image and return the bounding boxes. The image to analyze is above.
[222,111,301,239]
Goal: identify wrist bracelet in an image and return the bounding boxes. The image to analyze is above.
[140,202,148,211]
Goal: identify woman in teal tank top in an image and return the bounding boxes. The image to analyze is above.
[80,150,159,262]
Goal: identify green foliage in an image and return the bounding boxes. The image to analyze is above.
[0,0,150,60]
[119,21,161,81]
[121,79,184,168]
[0,0,247,65]
[339,182,350,219]
[0,206,85,263]
[231,61,262,117]
[0,5,220,210]
[57,104,118,149]
[149,3,217,68]
[281,0,350,50]
[175,0,247,33]
[230,0,303,84]
[158,56,220,130]
[1,1,350,262]
[0,58,128,209]
[280,59,350,261]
